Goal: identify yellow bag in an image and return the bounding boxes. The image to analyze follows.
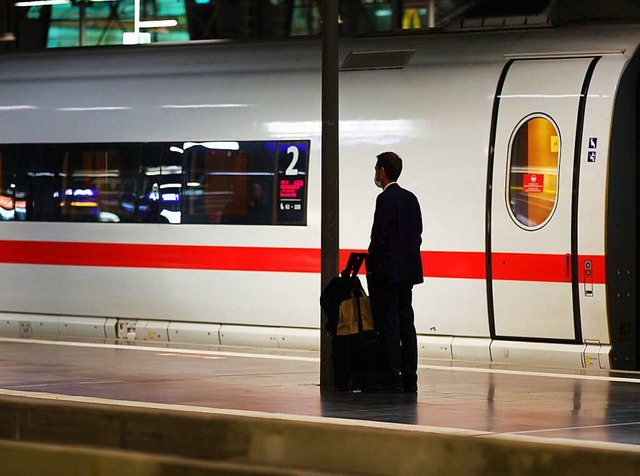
[336,294,374,336]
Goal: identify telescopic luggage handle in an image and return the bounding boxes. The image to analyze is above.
[341,252,368,279]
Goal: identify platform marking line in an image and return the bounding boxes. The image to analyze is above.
[494,420,640,436]
[2,337,640,385]
[418,364,640,385]
[0,337,320,362]
[481,432,640,452]
[7,383,70,389]
[156,353,224,360]
[6,380,123,389]
[2,388,640,453]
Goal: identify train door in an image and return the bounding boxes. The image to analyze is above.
[490,58,595,341]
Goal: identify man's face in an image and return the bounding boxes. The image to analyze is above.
[374,166,384,188]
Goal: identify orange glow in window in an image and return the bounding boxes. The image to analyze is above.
[508,116,560,228]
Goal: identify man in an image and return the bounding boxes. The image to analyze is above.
[367,151,423,393]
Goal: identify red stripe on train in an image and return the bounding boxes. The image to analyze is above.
[0,240,321,273]
[0,240,605,284]
[491,253,606,284]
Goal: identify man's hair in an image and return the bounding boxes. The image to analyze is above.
[376,152,403,182]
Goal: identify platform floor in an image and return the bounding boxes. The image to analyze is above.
[1,337,640,447]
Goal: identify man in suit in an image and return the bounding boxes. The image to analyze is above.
[367,151,423,393]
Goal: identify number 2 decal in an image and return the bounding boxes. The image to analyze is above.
[285,146,299,176]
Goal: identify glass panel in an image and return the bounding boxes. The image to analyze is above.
[508,116,560,228]
[139,144,161,223]
[140,144,184,224]
[60,145,139,223]
[275,142,309,225]
[0,141,309,226]
[181,142,278,225]
[159,147,185,225]
[0,148,16,221]
[13,145,62,222]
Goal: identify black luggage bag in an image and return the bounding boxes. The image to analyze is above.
[320,252,383,391]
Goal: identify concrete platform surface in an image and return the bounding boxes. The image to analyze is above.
[1,337,640,474]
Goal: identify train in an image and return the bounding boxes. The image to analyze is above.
[0,18,638,371]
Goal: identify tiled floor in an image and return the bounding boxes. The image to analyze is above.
[1,337,639,446]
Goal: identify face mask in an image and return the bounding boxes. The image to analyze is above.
[374,170,383,189]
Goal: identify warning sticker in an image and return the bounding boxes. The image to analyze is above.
[523,173,544,193]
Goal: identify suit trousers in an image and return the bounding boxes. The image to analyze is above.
[368,279,418,389]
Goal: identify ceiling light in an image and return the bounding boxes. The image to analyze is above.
[15,0,69,6]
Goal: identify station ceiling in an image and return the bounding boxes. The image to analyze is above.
[0,0,639,53]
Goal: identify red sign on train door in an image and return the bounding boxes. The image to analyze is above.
[523,173,544,193]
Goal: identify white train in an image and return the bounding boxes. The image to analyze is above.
[0,20,638,371]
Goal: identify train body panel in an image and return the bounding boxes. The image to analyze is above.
[0,263,321,328]
[576,54,627,346]
[1,24,640,368]
[490,57,588,341]
[339,58,501,340]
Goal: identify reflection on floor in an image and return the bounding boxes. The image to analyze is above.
[1,338,639,446]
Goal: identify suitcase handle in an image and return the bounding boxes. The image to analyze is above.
[341,252,368,279]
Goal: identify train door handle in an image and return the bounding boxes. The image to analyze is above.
[564,254,572,282]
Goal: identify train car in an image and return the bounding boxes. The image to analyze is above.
[0,19,638,370]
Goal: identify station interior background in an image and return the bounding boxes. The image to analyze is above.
[0,0,544,51]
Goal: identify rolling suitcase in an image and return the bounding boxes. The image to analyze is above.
[320,252,383,391]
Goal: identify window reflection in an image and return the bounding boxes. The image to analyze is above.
[181,142,275,225]
[140,144,184,224]
[0,149,16,221]
[508,116,560,229]
[59,146,139,223]
[15,145,62,222]
[0,141,307,226]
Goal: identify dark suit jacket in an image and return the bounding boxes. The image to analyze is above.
[368,183,424,286]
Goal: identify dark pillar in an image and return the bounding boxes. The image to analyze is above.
[320,0,339,389]
[0,3,15,51]
[15,5,51,51]
[185,0,220,39]
[78,0,86,46]
[391,0,403,30]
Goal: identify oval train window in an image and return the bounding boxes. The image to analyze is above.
[507,115,560,229]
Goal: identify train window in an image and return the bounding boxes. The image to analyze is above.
[140,144,184,224]
[0,141,309,226]
[182,143,270,225]
[507,115,560,229]
[177,141,309,226]
[59,145,140,223]
[14,145,63,222]
[0,148,16,221]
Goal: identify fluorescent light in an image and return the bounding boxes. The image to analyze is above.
[58,106,132,111]
[15,0,68,6]
[183,142,240,151]
[499,94,582,99]
[161,104,250,109]
[123,32,150,45]
[0,105,38,111]
[160,209,181,224]
[206,172,273,177]
[139,20,178,29]
[169,146,184,154]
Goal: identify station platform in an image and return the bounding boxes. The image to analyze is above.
[2,337,640,474]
